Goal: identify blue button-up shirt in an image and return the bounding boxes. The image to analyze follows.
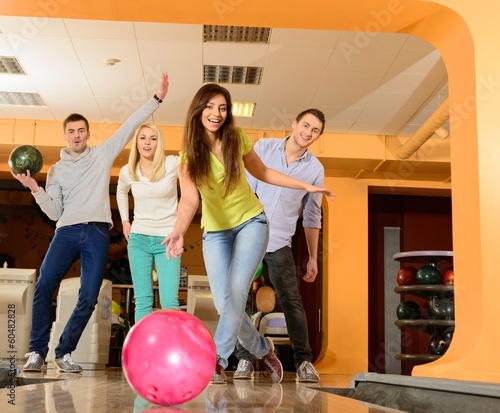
[246,137,324,253]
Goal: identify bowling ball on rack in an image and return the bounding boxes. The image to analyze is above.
[429,298,455,319]
[122,309,216,406]
[396,266,418,286]
[416,265,441,285]
[441,266,454,285]
[428,332,452,355]
[8,145,44,176]
[396,300,422,320]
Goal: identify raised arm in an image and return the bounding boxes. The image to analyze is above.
[161,163,200,259]
[244,148,334,200]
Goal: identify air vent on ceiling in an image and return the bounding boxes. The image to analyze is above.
[204,25,271,43]
[0,92,45,106]
[0,56,26,75]
[204,65,263,85]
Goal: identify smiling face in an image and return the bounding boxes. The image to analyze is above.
[290,113,323,149]
[136,126,158,160]
[201,94,228,135]
[63,120,90,156]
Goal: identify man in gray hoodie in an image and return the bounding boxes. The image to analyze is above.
[12,72,169,373]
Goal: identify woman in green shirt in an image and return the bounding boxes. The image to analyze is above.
[164,83,333,384]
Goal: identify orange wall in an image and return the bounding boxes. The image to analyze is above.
[2,0,500,383]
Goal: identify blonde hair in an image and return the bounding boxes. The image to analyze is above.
[128,124,166,182]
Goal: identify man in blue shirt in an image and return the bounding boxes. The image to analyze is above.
[235,108,326,382]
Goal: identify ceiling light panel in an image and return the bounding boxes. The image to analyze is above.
[204,65,263,85]
[0,56,26,75]
[204,25,271,43]
[232,102,256,118]
[0,91,45,106]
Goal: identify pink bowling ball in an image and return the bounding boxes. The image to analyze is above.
[122,310,216,406]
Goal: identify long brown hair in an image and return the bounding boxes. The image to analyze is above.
[183,83,241,196]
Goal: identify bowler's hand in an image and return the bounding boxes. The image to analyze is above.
[161,231,184,259]
[11,169,40,193]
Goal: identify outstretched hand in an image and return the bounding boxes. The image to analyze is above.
[161,231,185,259]
[307,185,335,201]
[156,72,169,101]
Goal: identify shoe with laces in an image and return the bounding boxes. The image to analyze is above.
[23,352,44,372]
[55,354,82,373]
[233,359,254,380]
[260,337,283,383]
[296,360,320,383]
[210,362,227,384]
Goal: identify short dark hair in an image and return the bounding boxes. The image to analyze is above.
[63,113,89,132]
[295,108,325,135]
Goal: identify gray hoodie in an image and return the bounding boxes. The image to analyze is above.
[33,98,159,229]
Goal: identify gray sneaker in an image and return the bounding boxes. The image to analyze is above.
[23,352,44,372]
[296,361,320,383]
[233,359,254,380]
[55,354,82,373]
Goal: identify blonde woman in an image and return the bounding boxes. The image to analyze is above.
[117,124,180,322]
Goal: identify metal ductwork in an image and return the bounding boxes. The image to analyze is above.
[396,98,449,159]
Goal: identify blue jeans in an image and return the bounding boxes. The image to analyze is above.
[30,224,110,359]
[236,246,313,369]
[202,212,271,369]
[127,233,181,322]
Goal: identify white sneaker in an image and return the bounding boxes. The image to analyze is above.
[233,359,254,380]
[55,354,82,373]
[296,361,320,383]
[23,352,44,372]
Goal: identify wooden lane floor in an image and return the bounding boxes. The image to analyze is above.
[6,368,406,412]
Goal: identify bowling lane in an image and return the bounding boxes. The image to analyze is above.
[10,368,407,412]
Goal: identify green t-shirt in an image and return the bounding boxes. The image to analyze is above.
[179,128,263,231]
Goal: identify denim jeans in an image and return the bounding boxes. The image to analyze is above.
[236,246,313,369]
[202,212,271,369]
[30,224,110,359]
[127,233,181,322]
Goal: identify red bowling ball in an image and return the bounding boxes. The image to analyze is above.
[396,266,418,286]
[122,310,216,406]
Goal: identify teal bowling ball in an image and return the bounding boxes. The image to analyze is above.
[8,145,44,176]
[416,265,441,285]
[396,300,422,320]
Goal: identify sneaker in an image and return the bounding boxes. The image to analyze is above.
[55,354,82,373]
[233,359,254,380]
[23,352,44,372]
[296,360,320,383]
[210,363,227,384]
[260,337,283,383]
